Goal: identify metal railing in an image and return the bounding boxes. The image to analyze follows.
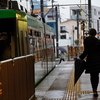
[0,54,35,100]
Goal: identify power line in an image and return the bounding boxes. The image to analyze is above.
[44,3,88,7]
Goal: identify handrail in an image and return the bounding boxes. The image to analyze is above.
[0,55,35,100]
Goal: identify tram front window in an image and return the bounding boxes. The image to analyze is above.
[0,32,11,61]
[0,18,15,32]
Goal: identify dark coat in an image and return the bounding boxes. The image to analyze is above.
[79,36,100,73]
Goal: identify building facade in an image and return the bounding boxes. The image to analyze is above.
[70,5,100,35]
[60,19,78,46]
[60,5,100,47]
[0,0,31,13]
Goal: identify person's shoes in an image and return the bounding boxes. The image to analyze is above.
[93,89,98,97]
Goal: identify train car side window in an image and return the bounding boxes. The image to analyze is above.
[23,31,29,55]
[33,31,43,61]
[19,31,24,56]
[26,31,30,54]
[46,34,50,48]
[28,29,33,54]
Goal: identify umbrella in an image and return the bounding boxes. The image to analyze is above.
[57,47,67,53]
[74,58,86,85]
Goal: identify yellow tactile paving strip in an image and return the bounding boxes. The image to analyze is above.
[36,67,100,100]
[41,68,81,100]
[64,68,81,100]
[41,68,92,100]
[64,68,100,100]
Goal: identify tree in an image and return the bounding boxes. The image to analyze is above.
[74,40,79,46]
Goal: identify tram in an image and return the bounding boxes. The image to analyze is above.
[0,9,55,86]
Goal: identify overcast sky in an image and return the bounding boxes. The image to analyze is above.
[48,0,100,21]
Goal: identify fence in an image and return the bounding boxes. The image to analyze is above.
[0,54,35,100]
[67,46,84,60]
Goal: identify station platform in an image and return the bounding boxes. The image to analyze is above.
[35,60,100,100]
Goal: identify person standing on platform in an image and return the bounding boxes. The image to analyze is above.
[59,51,65,64]
[79,28,100,97]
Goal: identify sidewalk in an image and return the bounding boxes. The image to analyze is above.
[35,60,100,100]
[35,60,74,99]
[79,72,100,99]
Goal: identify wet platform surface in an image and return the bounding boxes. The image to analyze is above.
[35,60,100,100]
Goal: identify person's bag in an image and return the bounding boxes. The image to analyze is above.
[74,58,86,85]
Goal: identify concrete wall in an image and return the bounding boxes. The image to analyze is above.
[60,20,78,46]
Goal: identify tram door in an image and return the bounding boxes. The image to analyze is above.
[17,21,29,56]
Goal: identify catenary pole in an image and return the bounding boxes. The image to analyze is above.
[88,0,91,30]
[40,0,49,71]
[77,10,80,57]
[52,0,54,19]
[40,0,44,18]
[55,6,59,58]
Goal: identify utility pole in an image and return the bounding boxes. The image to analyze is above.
[52,0,54,19]
[76,9,79,57]
[72,26,74,46]
[97,20,99,38]
[55,6,59,58]
[31,0,34,15]
[40,0,48,71]
[41,0,45,23]
[40,0,44,19]
[77,10,79,46]
[88,0,91,30]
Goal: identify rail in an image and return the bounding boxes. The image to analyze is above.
[0,54,35,100]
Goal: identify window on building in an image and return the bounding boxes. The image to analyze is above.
[60,35,66,39]
[71,9,80,19]
[47,16,53,20]
[60,26,67,33]
[60,33,66,39]
[98,11,100,15]
[72,10,77,15]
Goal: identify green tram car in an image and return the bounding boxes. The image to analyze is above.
[0,9,55,86]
